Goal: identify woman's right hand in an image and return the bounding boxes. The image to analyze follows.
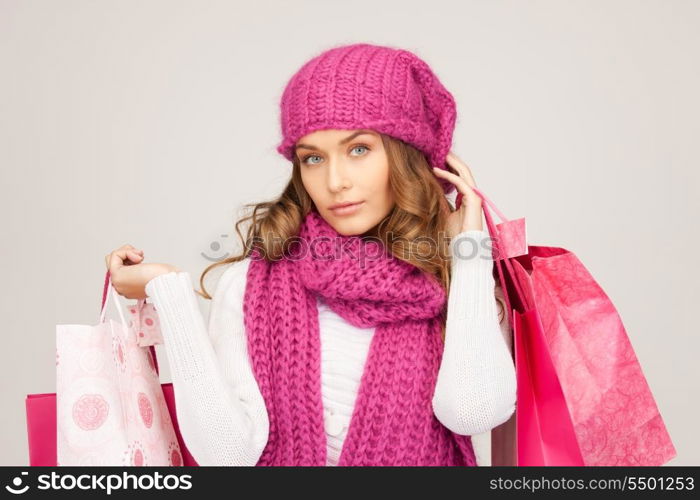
[105,244,180,299]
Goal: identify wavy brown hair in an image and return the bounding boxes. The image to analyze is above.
[195,133,504,341]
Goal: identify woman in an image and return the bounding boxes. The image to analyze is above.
[105,43,516,466]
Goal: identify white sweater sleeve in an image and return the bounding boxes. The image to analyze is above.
[144,258,269,465]
[432,229,517,436]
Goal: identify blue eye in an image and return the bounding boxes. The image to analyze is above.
[351,145,369,156]
[302,154,322,165]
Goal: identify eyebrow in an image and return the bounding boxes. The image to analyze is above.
[294,129,376,152]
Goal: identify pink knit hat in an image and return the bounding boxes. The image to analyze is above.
[276,42,458,194]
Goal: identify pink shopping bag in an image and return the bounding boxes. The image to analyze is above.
[26,270,188,466]
[25,392,57,466]
[461,187,677,466]
[129,298,164,347]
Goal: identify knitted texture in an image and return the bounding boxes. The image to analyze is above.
[242,209,477,466]
[276,42,458,195]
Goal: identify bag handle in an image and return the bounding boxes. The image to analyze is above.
[99,270,128,327]
[466,187,532,326]
[456,188,510,224]
[99,270,160,375]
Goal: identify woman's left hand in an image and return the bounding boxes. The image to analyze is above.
[432,151,484,238]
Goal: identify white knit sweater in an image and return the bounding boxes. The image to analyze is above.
[144,229,516,466]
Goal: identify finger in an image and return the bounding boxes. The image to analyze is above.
[107,249,131,272]
[445,152,476,187]
[433,167,475,198]
[448,156,475,187]
[445,152,468,176]
[119,244,145,256]
[434,170,479,209]
[125,250,143,264]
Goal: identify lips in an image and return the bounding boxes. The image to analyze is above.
[329,201,363,210]
[329,201,365,216]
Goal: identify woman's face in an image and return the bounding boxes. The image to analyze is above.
[295,129,394,236]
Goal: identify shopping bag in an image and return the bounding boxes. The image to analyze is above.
[129,298,164,347]
[26,272,182,465]
[25,274,158,465]
[25,392,57,466]
[160,383,199,466]
[467,187,677,466]
[54,271,179,465]
[26,272,202,466]
[26,383,198,466]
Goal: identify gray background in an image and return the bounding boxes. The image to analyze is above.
[1,0,697,465]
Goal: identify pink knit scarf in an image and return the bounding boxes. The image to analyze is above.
[243,210,476,466]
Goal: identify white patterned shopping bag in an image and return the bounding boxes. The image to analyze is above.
[128,299,164,347]
[56,271,182,466]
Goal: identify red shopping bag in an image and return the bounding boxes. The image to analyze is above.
[25,392,57,466]
[26,271,199,466]
[460,188,677,466]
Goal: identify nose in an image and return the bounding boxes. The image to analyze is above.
[326,160,352,193]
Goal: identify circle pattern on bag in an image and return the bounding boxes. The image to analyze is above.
[168,442,182,466]
[79,348,104,373]
[111,335,127,372]
[72,394,109,430]
[133,448,144,466]
[138,392,153,428]
[123,441,147,466]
